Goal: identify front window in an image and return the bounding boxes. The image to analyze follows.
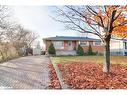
[80,41,88,46]
[94,41,101,46]
[53,41,64,49]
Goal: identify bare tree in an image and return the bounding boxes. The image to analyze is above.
[54,6,127,73]
[0,5,37,60]
[0,5,14,61]
[21,29,38,47]
[6,24,38,55]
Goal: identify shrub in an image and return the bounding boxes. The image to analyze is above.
[76,44,84,56]
[48,43,56,55]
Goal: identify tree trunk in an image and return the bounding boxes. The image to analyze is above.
[103,40,110,73]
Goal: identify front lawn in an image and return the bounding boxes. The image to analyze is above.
[51,55,127,89]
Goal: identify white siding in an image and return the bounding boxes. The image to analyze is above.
[110,40,123,50]
[110,39,124,55]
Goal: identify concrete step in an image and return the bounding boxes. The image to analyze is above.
[56,50,77,55]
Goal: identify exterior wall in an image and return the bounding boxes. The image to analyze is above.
[44,39,127,56]
[44,40,103,55]
[72,41,77,48]
[123,41,127,55]
[110,39,126,55]
[45,40,52,51]
[81,41,103,54]
[92,45,104,54]
[110,40,123,50]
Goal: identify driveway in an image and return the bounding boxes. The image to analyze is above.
[0,55,49,89]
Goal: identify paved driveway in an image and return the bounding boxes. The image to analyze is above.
[0,55,49,89]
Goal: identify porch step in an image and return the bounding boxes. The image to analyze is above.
[56,50,77,55]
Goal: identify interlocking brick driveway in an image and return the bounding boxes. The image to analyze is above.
[0,55,49,89]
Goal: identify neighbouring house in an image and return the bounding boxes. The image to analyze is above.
[110,38,127,56]
[43,36,103,55]
[32,41,41,55]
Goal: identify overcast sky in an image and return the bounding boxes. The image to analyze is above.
[13,6,83,48]
[12,6,99,49]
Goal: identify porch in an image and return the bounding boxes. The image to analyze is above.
[56,50,77,55]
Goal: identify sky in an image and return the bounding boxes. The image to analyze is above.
[13,6,82,49]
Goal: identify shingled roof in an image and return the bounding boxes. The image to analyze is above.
[43,36,101,41]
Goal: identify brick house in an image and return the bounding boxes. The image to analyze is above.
[43,36,103,55]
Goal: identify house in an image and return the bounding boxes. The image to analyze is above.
[32,41,41,55]
[43,36,127,56]
[43,36,103,55]
[110,38,127,56]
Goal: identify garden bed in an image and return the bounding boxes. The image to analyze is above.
[48,63,61,89]
[57,62,127,89]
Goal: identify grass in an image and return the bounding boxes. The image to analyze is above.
[51,55,127,66]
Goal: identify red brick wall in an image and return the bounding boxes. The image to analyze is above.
[82,45,103,54]
[92,45,104,54]
[72,41,76,48]
[45,40,52,51]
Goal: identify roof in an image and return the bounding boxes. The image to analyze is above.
[43,36,101,41]
[111,38,127,41]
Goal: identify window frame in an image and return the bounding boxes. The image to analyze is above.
[125,42,127,50]
[80,41,88,46]
[52,41,64,49]
[94,41,101,46]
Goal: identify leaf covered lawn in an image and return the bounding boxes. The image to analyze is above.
[57,62,127,89]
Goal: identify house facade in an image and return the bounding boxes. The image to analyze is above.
[43,36,103,55]
[43,36,127,56]
[110,39,127,56]
[32,41,41,55]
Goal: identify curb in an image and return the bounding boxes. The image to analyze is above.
[49,57,69,89]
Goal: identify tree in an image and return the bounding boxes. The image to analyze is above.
[54,6,127,73]
[0,5,15,61]
[0,5,12,42]
[76,44,84,56]
[0,5,37,60]
[48,43,56,55]
[6,25,38,56]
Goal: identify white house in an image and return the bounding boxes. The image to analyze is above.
[33,41,41,55]
[110,39,127,56]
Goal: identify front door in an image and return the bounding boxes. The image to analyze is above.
[68,41,73,50]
